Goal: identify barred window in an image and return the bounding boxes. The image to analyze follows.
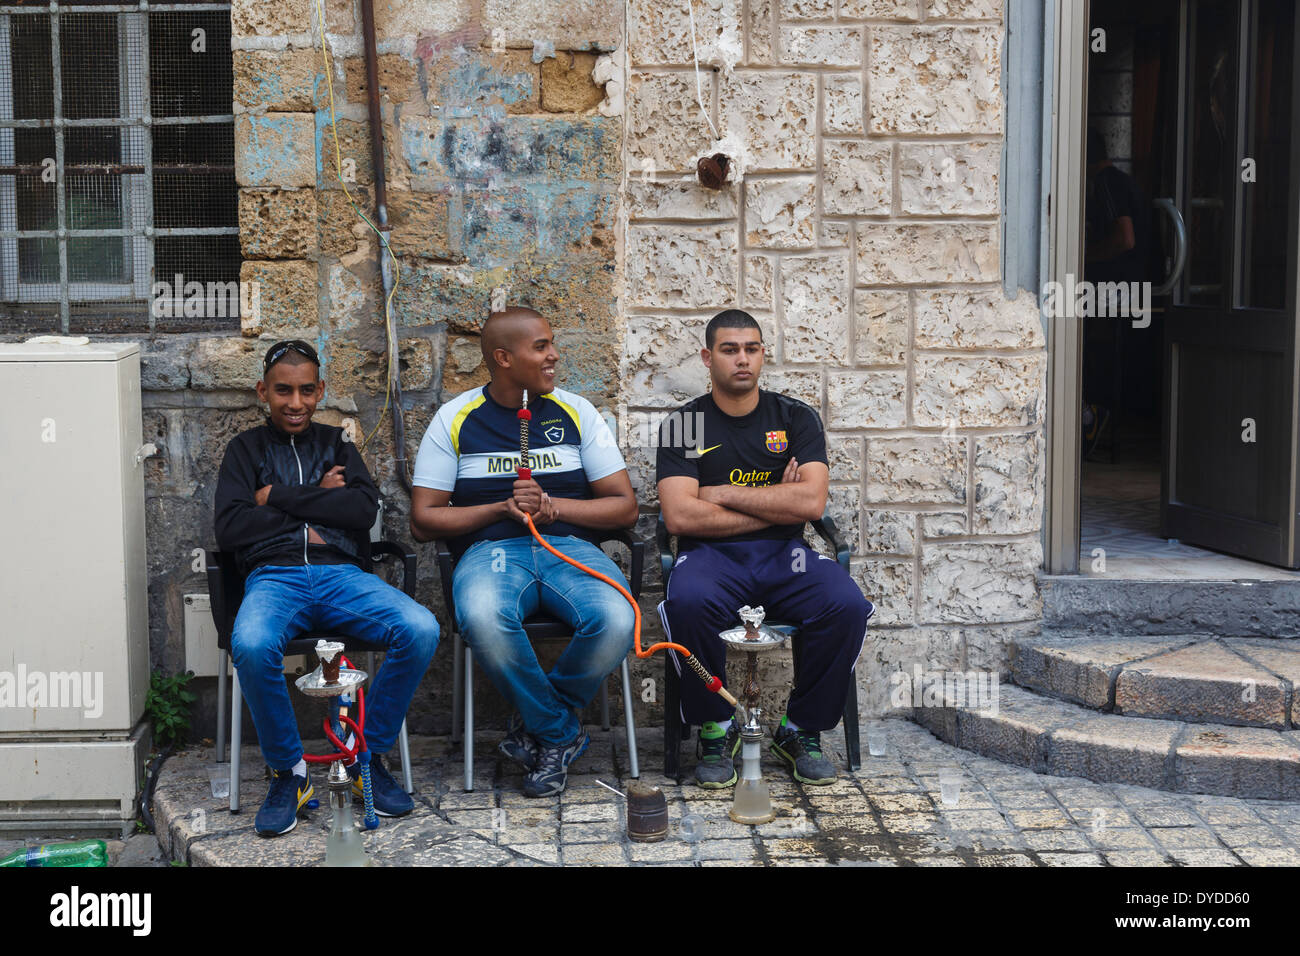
[0,1,237,334]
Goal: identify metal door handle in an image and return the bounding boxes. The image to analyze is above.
[1153,198,1187,296]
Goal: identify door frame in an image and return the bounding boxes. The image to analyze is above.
[1044,0,1091,574]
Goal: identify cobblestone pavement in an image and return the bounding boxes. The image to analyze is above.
[130,717,1300,867]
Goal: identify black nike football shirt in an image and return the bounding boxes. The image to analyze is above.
[656,389,828,547]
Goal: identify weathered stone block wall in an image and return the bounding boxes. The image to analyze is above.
[73,0,627,742]
[622,0,1046,721]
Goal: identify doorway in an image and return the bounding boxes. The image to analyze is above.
[1076,0,1300,577]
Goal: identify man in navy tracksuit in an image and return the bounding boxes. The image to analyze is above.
[656,311,874,788]
[214,340,439,836]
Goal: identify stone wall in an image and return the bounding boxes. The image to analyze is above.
[5,0,1050,745]
[620,0,1046,720]
[113,0,625,741]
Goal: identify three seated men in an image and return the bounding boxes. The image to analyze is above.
[214,311,874,824]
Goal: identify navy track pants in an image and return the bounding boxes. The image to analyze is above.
[657,537,874,731]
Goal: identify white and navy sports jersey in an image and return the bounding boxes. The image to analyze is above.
[413,384,627,555]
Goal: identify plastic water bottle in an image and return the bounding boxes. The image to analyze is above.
[0,839,107,867]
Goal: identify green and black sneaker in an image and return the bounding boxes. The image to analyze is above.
[771,718,837,785]
[694,720,741,789]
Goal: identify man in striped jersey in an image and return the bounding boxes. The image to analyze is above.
[410,308,638,797]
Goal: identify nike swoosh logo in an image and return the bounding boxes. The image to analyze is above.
[685,444,722,459]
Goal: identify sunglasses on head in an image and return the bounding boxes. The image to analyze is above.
[263,339,320,374]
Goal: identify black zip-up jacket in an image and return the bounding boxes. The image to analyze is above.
[214,419,379,576]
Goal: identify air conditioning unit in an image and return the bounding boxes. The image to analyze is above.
[0,340,151,834]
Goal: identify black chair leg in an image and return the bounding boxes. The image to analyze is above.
[664,653,681,779]
[843,680,861,771]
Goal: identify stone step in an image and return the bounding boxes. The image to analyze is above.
[1040,574,1300,637]
[1010,634,1300,730]
[913,683,1300,800]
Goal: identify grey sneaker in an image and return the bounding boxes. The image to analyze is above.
[694,721,741,789]
[498,713,540,772]
[770,723,837,785]
[523,729,589,798]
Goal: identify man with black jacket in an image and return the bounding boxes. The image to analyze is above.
[214,340,439,837]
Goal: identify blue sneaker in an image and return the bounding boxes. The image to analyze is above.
[255,769,314,837]
[348,754,415,817]
[522,730,589,798]
[498,713,540,772]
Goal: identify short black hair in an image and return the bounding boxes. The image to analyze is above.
[263,339,320,376]
[705,309,762,349]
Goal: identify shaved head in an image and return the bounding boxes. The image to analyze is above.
[482,307,546,368]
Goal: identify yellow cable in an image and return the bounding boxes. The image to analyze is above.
[313,0,400,457]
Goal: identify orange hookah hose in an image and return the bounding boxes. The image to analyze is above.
[517,397,737,705]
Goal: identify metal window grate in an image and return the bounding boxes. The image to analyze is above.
[0,1,236,334]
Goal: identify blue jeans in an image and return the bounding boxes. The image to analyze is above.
[453,535,636,746]
[231,563,440,770]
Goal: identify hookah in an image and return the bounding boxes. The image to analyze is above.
[718,605,786,824]
[295,640,377,866]
[513,390,782,826]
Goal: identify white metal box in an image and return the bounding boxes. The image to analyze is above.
[0,341,150,827]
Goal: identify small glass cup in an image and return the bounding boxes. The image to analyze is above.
[209,763,230,800]
[938,769,962,807]
[679,813,705,843]
[867,721,887,757]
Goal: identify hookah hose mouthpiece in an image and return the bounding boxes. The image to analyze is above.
[515,392,738,710]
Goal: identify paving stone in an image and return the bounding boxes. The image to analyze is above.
[1131,806,1202,828]
[1005,808,1072,830]
[1085,828,1159,850]
[988,789,1058,808]
[1234,846,1300,866]
[1047,712,1180,790]
[1103,850,1174,867]
[1116,641,1287,729]
[1212,826,1277,848]
[912,855,966,866]
[562,843,627,865]
[762,838,826,858]
[697,839,759,862]
[938,809,1011,831]
[1174,724,1300,800]
[880,812,937,833]
[510,843,560,864]
[871,792,934,813]
[1191,802,1266,826]
[1167,848,1243,866]
[815,813,883,834]
[1039,852,1106,866]
[975,853,1034,866]
[628,841,697,862]
[1063,806,1135,828]
[1149,827,1225,851]
[560,822,622,844]
[1010,635,1193,708]
[1022,829,1093,852]
[561,802,619,823]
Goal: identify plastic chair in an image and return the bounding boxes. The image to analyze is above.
[435,531,644,791]
[656,512,863,777]
[207,541,418,812]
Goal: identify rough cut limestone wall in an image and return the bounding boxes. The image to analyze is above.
[136,0,625,741]
[621,0,1046,720]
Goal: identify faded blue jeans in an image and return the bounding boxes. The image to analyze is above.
[231,563,440,770]
[452,535,636,746]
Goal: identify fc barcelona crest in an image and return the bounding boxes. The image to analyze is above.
[765,430,788,453]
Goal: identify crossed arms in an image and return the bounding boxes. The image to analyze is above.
[658,458,828,538]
